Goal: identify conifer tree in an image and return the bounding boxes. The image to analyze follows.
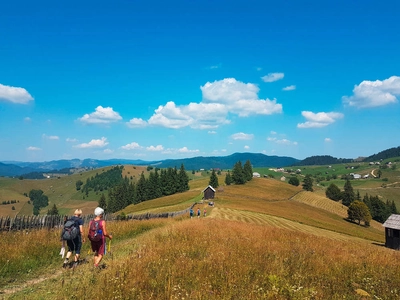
[48,204,59,215]
[225,171,232,185]
[342,179,355,206]
[243,160,253,182]
[232,161,246,184]
[99,193,107,210]
[209,169,219,188]
[178,164,190,192]
[153,169,162,198]
[136,172,147,203]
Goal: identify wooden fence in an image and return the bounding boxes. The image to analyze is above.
[0,203,196,232]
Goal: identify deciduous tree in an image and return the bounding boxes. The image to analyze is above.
[288,177,300,186]
[302,174,313,191]
[348,201,372,225]
[325,183,341,201]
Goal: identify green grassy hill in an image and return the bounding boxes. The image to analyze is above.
[255,158,400,209]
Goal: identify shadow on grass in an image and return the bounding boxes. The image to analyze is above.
[342,218,370,228]
[371,242,386,247]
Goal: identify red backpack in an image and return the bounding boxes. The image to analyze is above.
[88,220,102,242]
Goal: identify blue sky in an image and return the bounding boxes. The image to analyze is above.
[1,0,399,162]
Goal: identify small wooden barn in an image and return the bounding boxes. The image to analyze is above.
[383,214,400,250]
[203,185,216,200]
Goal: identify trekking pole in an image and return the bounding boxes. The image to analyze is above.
[108,238,112,255]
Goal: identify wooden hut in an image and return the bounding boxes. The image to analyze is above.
[203,185,216,200]
[383,214,400,250]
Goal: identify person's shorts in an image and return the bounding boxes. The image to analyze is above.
[91,239,105,255]
[66,237,82,254]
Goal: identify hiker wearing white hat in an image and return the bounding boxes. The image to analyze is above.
[87,207,112,268]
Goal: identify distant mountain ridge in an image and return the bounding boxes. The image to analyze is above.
[364,146,400,162]
[1,146,399,177]
[0,153,298,177]
[150,152,299,170]
[294,155,353,166]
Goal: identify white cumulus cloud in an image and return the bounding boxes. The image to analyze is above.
[282,85,296,91]
[244,145,250,150]
[342,76,400,108]
[0,83,34,104]
[261,73,284,82]
[42,134,59,140]
[27,146,41,151]
[126,118,147,128]
[75,137,108,148]
[66,138,78,143]
[147,145,164,151]
[178,146,200,153]
[325,138,332,142]
[130,78,282,130]
[267,137,298,146]
[201,78,282,116]
[121,142,142,150]
[231,132,254,140]
[297,111,344,128]
[79,106,122,124]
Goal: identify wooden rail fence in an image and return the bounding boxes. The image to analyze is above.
[0,203,196,232]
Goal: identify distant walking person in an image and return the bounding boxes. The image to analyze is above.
[203,208,207,217]
[88,207,112,268]
[62,209,85,268]
[197,208,201,218]
[190,208,194,219]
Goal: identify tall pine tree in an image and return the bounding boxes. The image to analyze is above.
[209,169,219,188]
[178,164,190,192]
[232,161,246,184]
[342,179,355,206]
[243,160,253,182]
[225,171,232,185]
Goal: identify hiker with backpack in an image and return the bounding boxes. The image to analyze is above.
[88,207,112,268]
[62,209,85,268]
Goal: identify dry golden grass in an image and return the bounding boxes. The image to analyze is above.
[0,176,395,299]
[210,207,381,243]
[292,191,384,231]
[8,219,399,299]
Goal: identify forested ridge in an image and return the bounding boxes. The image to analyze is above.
[78,165,190,213]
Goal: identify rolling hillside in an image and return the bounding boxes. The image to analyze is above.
[2,165,398,299]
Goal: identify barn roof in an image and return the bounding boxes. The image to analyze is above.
[203,185,216,192]
[383,214,400,230]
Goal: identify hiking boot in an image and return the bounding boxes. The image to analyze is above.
[72,261,79,269]
[62,259,69,268]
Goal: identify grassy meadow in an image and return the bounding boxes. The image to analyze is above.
[1,168,400,299]
[254,158,400,209]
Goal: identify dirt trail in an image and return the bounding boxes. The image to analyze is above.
[0,270,62,297]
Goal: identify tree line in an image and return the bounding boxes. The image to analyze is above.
[324,179,397,225]
[97,164,190,213]
[78,166,125,196]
